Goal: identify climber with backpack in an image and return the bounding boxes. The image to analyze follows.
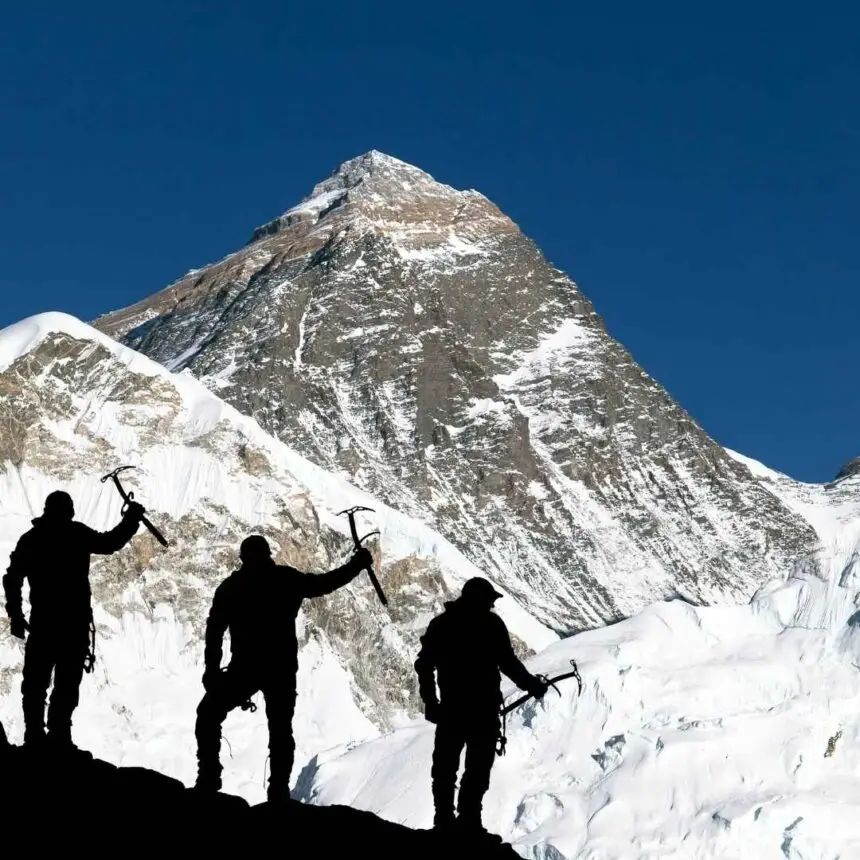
[3,490,145,753]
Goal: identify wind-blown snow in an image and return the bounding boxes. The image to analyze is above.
[283,188,348,223]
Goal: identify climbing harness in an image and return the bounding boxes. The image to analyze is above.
[496,659,583,756]
[496,711,510,756]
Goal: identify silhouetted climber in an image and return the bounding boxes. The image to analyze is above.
[415,577,549,837]
[3,490,144,751]
[194,534,373,802]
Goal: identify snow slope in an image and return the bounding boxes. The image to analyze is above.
[726,448,860,549]
[0,312,555,804]
[298,504,860,859]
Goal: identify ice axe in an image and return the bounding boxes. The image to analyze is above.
[337,505,387,606]
[496,659,583,756]
[501,659,583,716]
[100,466,169,547]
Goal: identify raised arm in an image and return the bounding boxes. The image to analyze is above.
[494,615,546,696]
[82,503,144,555]
[296,547,372,598]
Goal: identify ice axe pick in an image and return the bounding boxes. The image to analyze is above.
[338,505,387,606]
[100,466,169,547]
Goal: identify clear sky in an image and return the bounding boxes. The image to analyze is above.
[1,1,857,483]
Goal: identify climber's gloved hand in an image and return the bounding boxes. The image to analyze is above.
[352,546,373,571]
[10,617,28,640]
[529,676,550,700]
[424,700,442,724]
[202,668,221,694]
[124,501,146,522]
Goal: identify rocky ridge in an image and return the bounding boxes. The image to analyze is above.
[0,738,521,859]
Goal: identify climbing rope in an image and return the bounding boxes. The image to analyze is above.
[84,618,97,674]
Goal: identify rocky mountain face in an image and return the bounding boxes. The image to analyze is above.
[95,151,820,634]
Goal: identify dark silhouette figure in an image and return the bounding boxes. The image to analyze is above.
[194,534,373,802]
[2,490,144,750]
[415,577,549,837]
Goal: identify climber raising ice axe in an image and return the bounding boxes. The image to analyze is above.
[100,466,169,547]
[337,505,387,606]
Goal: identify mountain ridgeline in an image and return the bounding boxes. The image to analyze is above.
[94,151,819,634]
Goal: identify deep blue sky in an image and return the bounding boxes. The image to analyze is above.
[1,2,857,483]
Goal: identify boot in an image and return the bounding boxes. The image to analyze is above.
[456,809,484,832]
[431,775,457,833]
[266,780,291,803]
[265,740,294,804]
[46,724,81,753]
[23,727,46,751]
[47,731,91,760]
[22,695,47,751]
[456,808,499,841]
[194,773,222,793]
[194,759,222,793]
[433,808,457,834]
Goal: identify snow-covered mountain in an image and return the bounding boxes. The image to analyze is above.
[6,151,860,858]
[0,312,553,803]
[94,150,820,634]
[295,471,860,859]
[3,303,857,856]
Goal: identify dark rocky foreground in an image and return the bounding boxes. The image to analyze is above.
[0,728,521,858]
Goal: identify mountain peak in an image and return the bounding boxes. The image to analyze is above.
[834,456,860,483]
[93,149,820,637]
[331,149,434,182]
[247,150,510,245]
[0,311,143,375]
